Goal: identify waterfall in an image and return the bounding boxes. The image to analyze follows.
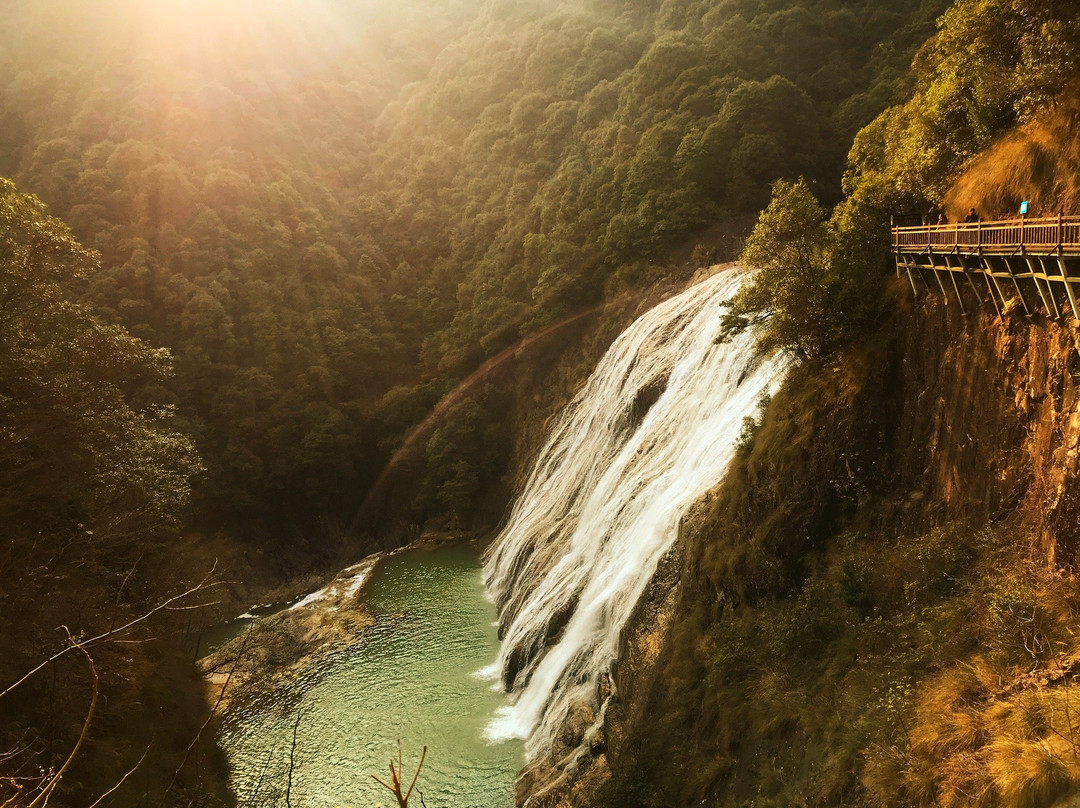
[482,268,787,759]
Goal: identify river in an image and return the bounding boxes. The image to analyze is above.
[221,545,522,807]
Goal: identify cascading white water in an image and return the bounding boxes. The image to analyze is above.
[482,268,787,760]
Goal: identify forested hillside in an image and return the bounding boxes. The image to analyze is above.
[0,0,479,535]
[0,179,219,806]
[0,0,945,541]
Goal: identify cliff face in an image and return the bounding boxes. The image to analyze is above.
[522,279,1080,807]
[891,286,1080,564]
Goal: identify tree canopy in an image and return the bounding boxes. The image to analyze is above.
[0,177,206,808]
[0,0,948,535]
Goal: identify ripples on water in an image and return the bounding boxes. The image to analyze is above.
[222,546,522,807]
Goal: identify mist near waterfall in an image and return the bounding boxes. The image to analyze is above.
[483,268,788,758]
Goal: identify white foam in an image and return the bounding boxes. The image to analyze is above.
[473,661,502,681]
[483,269,787,760]
[289,569,372,611]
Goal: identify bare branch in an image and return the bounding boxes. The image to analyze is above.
[243,749,274,808]
[24,632,99,808]
[109,554,143,632]
[86,745,150,808]
[404,746,427,803]
[1,563,221,700]
[371,774,395,792]
[285,709,303,808]
[371,744,427,808]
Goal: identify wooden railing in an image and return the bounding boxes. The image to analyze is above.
[893,215,1080,254]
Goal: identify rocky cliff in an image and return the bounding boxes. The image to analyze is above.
[522,277,1080,807]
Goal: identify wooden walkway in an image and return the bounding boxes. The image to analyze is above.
[892,215,1080,318]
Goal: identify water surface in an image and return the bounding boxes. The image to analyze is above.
[222,545,521,807]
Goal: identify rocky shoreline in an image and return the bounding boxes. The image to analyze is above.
[201,531,480,717]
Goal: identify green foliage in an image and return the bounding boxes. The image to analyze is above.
[420,393,511,528]
[984,572,1054,661]
[708,0,1080,364]
[733,391,771,456]
[723,179,885,359]
[843,0,1080,213]
[0,178,211,807]
[0,0,480,535]
[0,0,946,536]
[0,178,200,541]
[723,0,1080,369]
[837,555,874,615]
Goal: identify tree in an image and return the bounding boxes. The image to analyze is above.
[0,178,206,806]
[722,178,885,360]
[722,179,834,359]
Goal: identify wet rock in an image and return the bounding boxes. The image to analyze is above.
[629,378,666,430]
[503,640,529,690]
[553,701,595,760]
[542,592,579,646]
[504,593,581,690]
[596,671,612,704]
[586,725,606,756]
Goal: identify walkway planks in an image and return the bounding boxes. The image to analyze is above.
[891,215,1080,318]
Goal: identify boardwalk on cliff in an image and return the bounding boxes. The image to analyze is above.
[893,215,1080,317]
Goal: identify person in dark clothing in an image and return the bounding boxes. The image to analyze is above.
[965,207,980,223]
[937,212,949,225]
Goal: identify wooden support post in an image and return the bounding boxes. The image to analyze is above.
[912,255,935,295]
[943,255,967,314]
[1028,260,1062,319]
[931,256,951,303]
[957,254,985,308]
[967,252,997,315]
[1023,257,1049,317]
[909,254,935,294]
[891,217,899,279]
[984,257,1011,314]
[1058,257,1080,320]
[924,247,950,302]
[899,254,919,297]
[1000,255,1031,315]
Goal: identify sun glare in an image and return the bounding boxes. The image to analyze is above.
[127,0,383,80]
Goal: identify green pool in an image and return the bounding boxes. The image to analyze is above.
[221,545,522,807]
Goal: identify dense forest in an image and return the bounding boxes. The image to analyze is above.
[0,178,218,805]
[0,0,945,539]
[6,0,1059,804]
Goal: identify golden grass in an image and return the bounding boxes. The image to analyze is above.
[883,667,1080,808]
[945,96,1080,219]
[986,737,1072,808]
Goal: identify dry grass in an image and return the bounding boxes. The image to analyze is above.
[884,643,1080,808]
[911,667,986,757]
[681,518,1080,808]
[945,95,1080,219]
